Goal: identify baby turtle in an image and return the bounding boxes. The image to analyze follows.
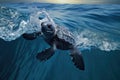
[36,21,85,70]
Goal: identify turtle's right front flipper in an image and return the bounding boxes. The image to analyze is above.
[22,32,41,40]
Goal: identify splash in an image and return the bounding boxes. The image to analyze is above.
[0,6,54,41]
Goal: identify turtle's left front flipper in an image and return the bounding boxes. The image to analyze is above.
[36,43,56,61]
[70,49,85,70]
[36,47,55,61]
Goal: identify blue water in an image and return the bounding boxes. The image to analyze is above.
[0,3,120,80]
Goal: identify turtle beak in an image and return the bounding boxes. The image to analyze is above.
[41,22,47,28]
[41,22,47,32]
[46,31,53,33]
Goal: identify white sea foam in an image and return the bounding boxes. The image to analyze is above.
[0,7,55,41]
[75,29,120,51]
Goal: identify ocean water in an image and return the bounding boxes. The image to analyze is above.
[0,3,120,80]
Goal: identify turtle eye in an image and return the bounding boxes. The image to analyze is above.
[47,24,52,29]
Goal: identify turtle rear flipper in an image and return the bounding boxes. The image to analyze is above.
[36,47,55,61]
[70,49,85,70]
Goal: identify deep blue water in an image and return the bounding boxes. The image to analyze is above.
[0,3,120,80]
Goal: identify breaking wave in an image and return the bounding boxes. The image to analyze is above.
[0,5,120,51]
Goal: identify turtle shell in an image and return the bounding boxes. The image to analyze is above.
[56,26,76,45]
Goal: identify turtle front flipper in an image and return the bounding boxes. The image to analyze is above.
[70,48,85,70]
[36,47,55,61]
[22,32,41,40]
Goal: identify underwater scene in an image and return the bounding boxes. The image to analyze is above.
[0,3,120,80]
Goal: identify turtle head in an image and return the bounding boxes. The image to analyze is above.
[41,21,56,38]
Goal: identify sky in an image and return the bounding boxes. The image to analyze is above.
[0,0,120,4]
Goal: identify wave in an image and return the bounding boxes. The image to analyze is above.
[0,4,120,51]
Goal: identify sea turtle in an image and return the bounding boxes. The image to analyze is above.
[36,21,85,70]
